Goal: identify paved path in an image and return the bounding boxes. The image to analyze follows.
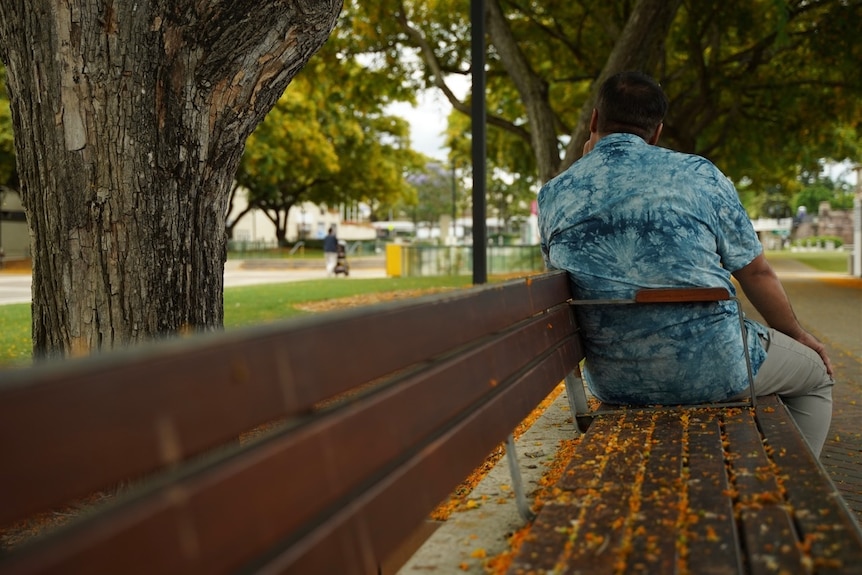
[0,274,30,305]
[0,258,388,305]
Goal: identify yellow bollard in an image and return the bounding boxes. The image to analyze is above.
[385,244,402,277]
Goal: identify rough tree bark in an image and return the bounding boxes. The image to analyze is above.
[486,0,562,184]
[0,0,342,359]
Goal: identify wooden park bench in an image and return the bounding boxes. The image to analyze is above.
[0,270,860,574]
[509,284,862,574]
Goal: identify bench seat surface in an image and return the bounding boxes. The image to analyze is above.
[509,395,862,575]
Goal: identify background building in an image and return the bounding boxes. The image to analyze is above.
[0,189,28,260]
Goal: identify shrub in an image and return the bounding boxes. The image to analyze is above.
[791,236,844,249]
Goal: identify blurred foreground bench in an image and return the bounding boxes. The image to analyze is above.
[0,272,578,574]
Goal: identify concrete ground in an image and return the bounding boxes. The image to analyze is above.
[0,257,388,305]
[396,391,575,574]
[399,257,862,574]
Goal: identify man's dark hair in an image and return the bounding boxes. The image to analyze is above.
[596,71,668,140]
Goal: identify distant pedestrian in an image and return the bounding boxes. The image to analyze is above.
[323,227,338,277]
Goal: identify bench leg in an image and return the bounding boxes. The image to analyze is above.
[505,434,536,523]
[564,372,593,434]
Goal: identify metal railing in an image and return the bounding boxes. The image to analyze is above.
[398,244,544,277]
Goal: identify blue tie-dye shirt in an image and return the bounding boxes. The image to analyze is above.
[539,133,767,405]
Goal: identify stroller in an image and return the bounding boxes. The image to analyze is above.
[334,240,349,276]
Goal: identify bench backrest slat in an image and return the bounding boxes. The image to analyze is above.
[0,272,571,527]
[243,339,583,574]
[1,305,581,574]
[0,272,580,569]
[634,287,731,303]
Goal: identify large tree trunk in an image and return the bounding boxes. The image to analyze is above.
[561,0,682,170]
[0,0,342,359]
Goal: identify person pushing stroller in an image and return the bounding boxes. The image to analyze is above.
[323,227,349,277]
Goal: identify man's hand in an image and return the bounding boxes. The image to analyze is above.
[795,330,834,377]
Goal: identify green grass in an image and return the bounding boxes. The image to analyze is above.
[0,275,474,367]
[223,275,473,327]
[765,250,849,273]
[227,248,324,260]
[0,303,32,367]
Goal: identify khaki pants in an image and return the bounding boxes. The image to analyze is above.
[325,252,338,276]
[753,329,834,458]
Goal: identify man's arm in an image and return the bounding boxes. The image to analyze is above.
[732,254,833,375]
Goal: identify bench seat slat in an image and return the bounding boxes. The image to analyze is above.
[723,407,806,573]
[540,411,685,572]
[508,401,862,574]
[686,411,743,574]
[502,415,612,572]
[557,414,645,573]
[756,396,862,571]
[625,411,683,573]
[504,414,642,572]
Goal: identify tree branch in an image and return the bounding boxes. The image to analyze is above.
[561,0,683,170]
[394,1,532,149]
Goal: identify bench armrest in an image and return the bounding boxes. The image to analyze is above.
[634,287,732,304]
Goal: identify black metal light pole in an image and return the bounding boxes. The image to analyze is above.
[471,0,487,284]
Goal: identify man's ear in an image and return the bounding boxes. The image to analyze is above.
[648,122,663,145]
[589,109,599,133]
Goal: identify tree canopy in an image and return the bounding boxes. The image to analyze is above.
[354,0,862,192]
[230,20,424,244]
[2,0,860,360]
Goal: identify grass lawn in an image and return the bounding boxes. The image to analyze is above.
[0,304,31,368]
[223,275,473,327]
[0,275,474,368]
[765,250,850,273]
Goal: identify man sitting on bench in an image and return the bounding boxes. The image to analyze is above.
[538,71,833,456]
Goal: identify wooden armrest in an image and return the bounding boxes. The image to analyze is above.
[634,287,732,303]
